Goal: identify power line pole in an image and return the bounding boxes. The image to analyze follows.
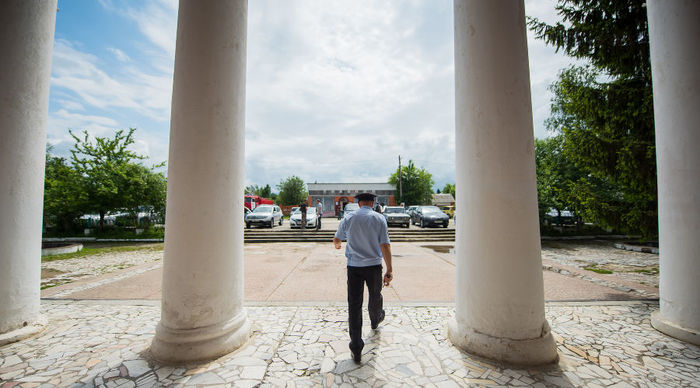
[398,155,402,203]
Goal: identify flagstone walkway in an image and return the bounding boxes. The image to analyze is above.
[1,300,698,387]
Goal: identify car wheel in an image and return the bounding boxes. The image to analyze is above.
[443,221,448,228]
[246,222,250,229]
[279,217,283,226]
[270,219,274,228]
[420,218,425,228]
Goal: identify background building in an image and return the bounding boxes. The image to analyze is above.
[432,193,456,207]
[307,182,396,216]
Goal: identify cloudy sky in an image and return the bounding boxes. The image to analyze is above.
[48,0,577,192]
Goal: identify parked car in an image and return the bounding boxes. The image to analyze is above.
[543,208,576,226]
[342,203,360,219]
[406,205,419,218]
[290,207,318,228]
[439,205,455,218]
[245,205,283,228]
[412,205,450,228]
[383,206,410,228]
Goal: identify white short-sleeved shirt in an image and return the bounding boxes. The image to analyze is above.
[335,206,391,267]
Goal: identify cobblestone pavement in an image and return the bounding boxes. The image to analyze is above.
[41,247,163,290]
[540,240,659,299]
[1,301,698,387]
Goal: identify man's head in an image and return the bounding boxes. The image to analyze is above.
[355,192,376,207]
[317,199,321,203]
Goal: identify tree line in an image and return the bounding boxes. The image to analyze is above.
[43,128,166,234]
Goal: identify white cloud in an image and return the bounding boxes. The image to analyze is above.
[245,0,455,187]
[124,0,178,59]
[57,99,85,111]
[50,0,577,191]
[51,39,172,121]
[107,47,131,62]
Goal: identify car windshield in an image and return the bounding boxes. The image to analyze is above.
[421,206,442,213]
[384,207,405,214]
[292,207,316,215]
[252,205,273,213]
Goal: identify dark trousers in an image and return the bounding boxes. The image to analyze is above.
[347,265,384,354]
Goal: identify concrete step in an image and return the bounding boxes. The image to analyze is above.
[244,230,455,243]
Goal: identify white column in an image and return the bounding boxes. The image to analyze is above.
[647,0,700,346]
[448,0,557,365]
[0,0,56,343]
[150,0,250,362]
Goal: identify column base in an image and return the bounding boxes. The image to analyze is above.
[651,310,700,346]
[448,318,558,366]
[0,315,47,346]
[150,309,250,363]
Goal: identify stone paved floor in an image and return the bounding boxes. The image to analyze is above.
[41,247,163,290]
[1,301,698,387]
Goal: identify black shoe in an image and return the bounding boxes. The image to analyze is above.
[352,349,362,363]
[349,342,362,363]
[371,310,385,330]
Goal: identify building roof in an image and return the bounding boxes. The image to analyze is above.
[307,182,394,191]
[432,193,455,205]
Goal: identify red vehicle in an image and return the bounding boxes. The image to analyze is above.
[245,195,273,210]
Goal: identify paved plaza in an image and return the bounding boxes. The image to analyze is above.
[39,240,659,302]
[1,300,699,387]
[3,240,696,386]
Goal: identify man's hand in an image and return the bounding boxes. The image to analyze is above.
[333,237,342,250]
[383,272,393,287]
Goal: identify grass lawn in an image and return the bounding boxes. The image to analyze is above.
[42,243,164,263]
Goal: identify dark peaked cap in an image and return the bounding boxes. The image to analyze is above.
[355,192,377,201]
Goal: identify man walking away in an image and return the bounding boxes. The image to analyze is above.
[316,199,323,230]
[300,201,307,229]
[333,192,393,363]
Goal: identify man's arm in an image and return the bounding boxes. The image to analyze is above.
[333,217,347,249]
[380,243,393,286]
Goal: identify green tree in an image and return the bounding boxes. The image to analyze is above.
[535,136,586,226]
[276,176,308,206]
[246,184,273,199]
[442,183,456,199]
[43,147,89,233]
[258,184,272,198]
[389,160,434,205]
[529,0,657,237]
[70,128,165,230]
[124,163,167,224]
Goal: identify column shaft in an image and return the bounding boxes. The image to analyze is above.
[448,0,557,365]
[647,0,700,345]
[150,0,250,362]
[0,0,56,340]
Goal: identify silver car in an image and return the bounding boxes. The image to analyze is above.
[383,206,410,228]
[290,207,318,228]
[245,205,283,228]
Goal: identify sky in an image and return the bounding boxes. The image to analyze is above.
[47,0,578,192]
